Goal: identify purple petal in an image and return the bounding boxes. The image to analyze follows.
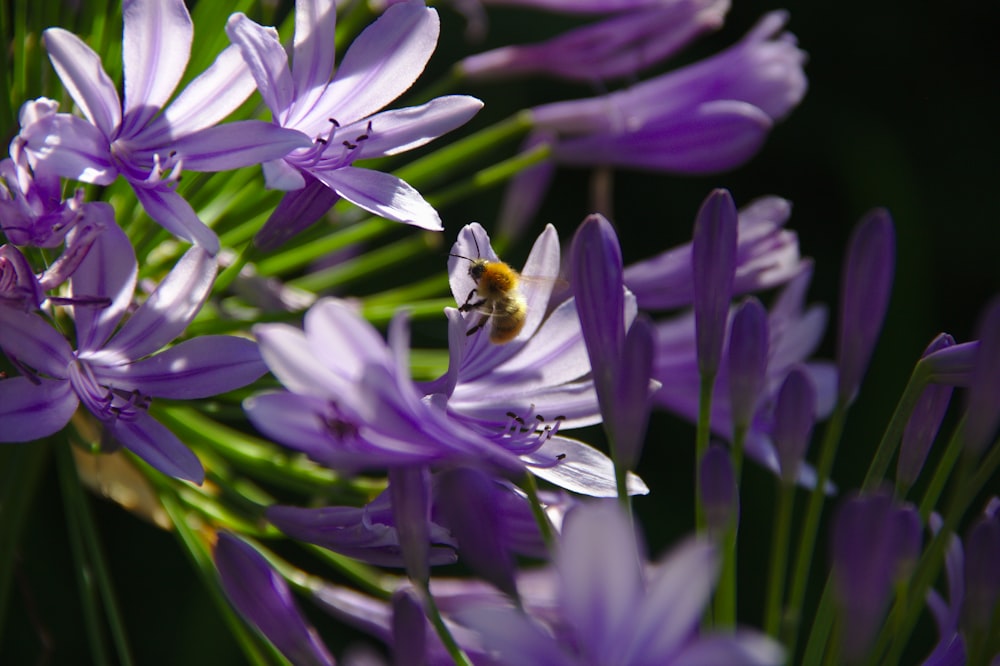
[215,533,336,666]
[524,436,649,497]
[457,605,568,663]
[670,633,785,666]
[120,0,192,136]
[151,43,257,138]
[97,247,216,363]
[693,188,738,377]
[131,186,220,254]
[42,29,121,139]
[391,589,428,665]
[110,411,204,483]
[728,297,769,429]
[897,334,956,488]
[0,377,78,441]
[0,307,74,376]
[559,501,644,663]
[497,132,557,242]
[314,166,442,231]
[225,14,296,119]
[611,315,655,470]
[962,296,1000,454]
[254,176,341,251]
[290,0,338,117]
[244,392,354,466]
[772,366,817,485]
[311,1,439,133]
[70,220,137,354]
[253,322,344,398]
[631,538,719,660]
[303,298,394,383]
[19,112,117,185]
[170,121,311,172]
[91,336,265,398]
[700,444,737,539]
[350,96,484,159]
[389,466,432,584]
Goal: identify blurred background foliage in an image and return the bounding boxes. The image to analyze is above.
[2,0,999,663]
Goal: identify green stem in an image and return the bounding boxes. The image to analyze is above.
[801,579,837,666]
[860,363,930,490]
[288,234,433,293]
[521,473,556,554]
[764,481,795,636]
[917,420,965,520]
[712,423,747,628]
[422,142,552,211]
[256,217,394,277]
[781,401,847,657]
[361,297,456,327]
[214,240,261,296]
[422,584,475,666]
[694,372,716,532]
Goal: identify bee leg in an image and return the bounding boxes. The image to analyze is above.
[466,313,489,336]
[459,294,486,313]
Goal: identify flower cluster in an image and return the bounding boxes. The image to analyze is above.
[2,1,997,666]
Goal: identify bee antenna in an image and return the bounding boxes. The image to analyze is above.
[448,252,474,262]
[472,231,482,258]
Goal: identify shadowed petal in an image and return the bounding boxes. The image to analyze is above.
[0,377,78,441]
[42,29,121,138]
[171,121,311,172]
[215,533,336,666]
[457,605,569,664]
[92,336,266,398]
[315,166,442,231]
[254,323,343,398]
[312,2,439,133]
[254,177,340,251]
[70,220,137,354]
[0,308,74,376]
[670,633,785,666]
[131,187,220,254]
[98,247,215,363]
[121,0,192,135]
[111,411,204,483]
[244,392,353,466]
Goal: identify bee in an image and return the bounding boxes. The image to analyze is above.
[450,235,528,345]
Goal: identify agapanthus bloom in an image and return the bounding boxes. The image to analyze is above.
[0,222,266,482]
[460,501,784,665]
[226,0,485,248]
[19,0,311,253]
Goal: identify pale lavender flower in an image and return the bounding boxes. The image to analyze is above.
[528,11,806,173]
[831,490,922,664]
[837,208,895,404]
[460,501,784,665]
[459,0,728,82]
[19,0,311,254]
[479,0,688,12]
[226,0,484,249]
[428,222,648,496]
[693,189,738,377]
[0,222,266,482]
[215,533,337,666]
[897,333,956,489]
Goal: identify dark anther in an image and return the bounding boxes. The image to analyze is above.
[328,118,340,127]
[556,453,567,460]
[315,137,327,145]
[535,414,545,422]
[356,134,369,142]
[554,415,566,421]
[342,140,357,149]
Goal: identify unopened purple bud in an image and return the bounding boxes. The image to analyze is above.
[962,296,1000,455]
[897,334,956,489]
[392,588,428,666]
[837,209,895,404]
[571,213,625,419]
[962,504,1000,634]
[609,315,655,470]
[832,490,922,664]
[693,189,738,378]
[772,366,817,486]
[435,468,518,599]
[700,444,738,539]
[728,297,769,429]
[389,466,433,586]
[922,340,977,386]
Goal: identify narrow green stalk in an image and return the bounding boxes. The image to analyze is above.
[801,578,837,665]
[214,240,261,295]
[860,363,930,490]
[422,143,552,211]
[712,423,747,628]
[0,443,50,649]
[422,584,475,666]
[256,217,394,277]
[522,473,556,554]
[363,274,450,309]
[917,420,965,520]
[302,545,395,601]
[694,373,716,531]
[289,234,432,293]
[781,402,847,656]
[362,297,456,326]
[764,482,795,636]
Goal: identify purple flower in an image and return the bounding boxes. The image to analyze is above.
[897,334,956,489]
[226,0,484,249]
[0,222,267,482]
[837,208,895,404]
[831,490,922,664]
[728,297,770,431]
[624,195,806,311]
[459,501,784,665]
[961,296,1000,455]
[19,0,311,254]
[215,533,336,666]
[429,222,648,496]
[692,189,738,377]
[771,366,817,486]
[528,11,806,173]
[459,0,728,82]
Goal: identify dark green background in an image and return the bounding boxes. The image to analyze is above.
[4,0,999,663]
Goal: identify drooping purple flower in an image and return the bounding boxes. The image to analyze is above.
[693,189,738,378]
[0,222,267,482]
[897,333,956,489]
[962,498,1000,647]
[226,0,484,249]
[459,501,784,665]
[922,340,978,386]
[700,444,738,539]
[837,208,895,404]
[527,11,806,174]
[728,297,770,432]
[771,366,817,486]
[215,533,337,666]
[831,490,922,664]
[459,0,728,82]
[961,296,1000,455]
[625,195,806,311]
[428,222,648,496]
